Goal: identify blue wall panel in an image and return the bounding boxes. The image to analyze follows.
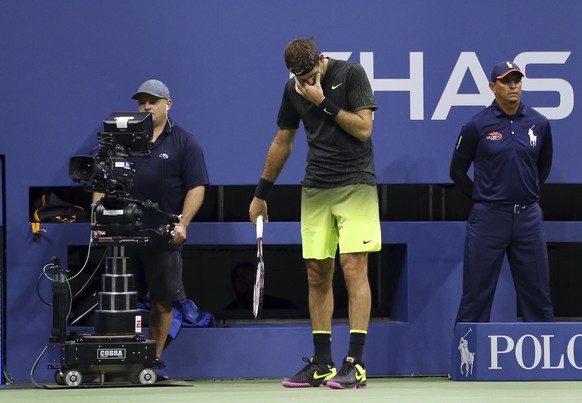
[2,0,580,185]
[11,221,582,382]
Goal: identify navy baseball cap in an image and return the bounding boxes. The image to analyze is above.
[490,61,524,82]
[131,79,170,100]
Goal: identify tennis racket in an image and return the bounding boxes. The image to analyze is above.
[253,215,265,319]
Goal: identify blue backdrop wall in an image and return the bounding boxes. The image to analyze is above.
[1,0,581,382]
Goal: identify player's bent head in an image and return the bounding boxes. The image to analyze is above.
[285,37,320,77]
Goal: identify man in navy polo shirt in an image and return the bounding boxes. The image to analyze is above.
[94,79,209,380]
[450,61,555,323]
[130,80,209,379]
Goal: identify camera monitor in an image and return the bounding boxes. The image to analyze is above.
[98,112,153,153]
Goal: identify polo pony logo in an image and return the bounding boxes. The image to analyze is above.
[458,328,475,376]
[528,125,537,147]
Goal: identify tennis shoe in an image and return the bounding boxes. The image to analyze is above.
[281,357,337,388]
[326,356,367,389]
[152,357,170,381]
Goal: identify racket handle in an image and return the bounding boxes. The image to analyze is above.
[256,215,264,239]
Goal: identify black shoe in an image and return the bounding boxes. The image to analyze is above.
[281,357,337,388]
[152,357,170,381]
[326,357,366,389]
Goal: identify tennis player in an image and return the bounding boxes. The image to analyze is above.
[249,37,381,389]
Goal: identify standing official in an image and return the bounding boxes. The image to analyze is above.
[450,61,555,323]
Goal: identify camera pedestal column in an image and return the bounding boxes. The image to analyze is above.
[94,245,141,334]
[50,243,157,386]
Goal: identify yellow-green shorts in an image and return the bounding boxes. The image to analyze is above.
[301,184,382,259]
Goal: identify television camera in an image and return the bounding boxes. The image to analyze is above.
[69,112,180,239]
[47,113,180,386]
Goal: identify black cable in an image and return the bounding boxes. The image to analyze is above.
[35,264,56,307]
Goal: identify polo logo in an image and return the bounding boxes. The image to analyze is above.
[489,334,582,370]
[452,323,582,381]
[458,328,475,376]
[528,125,537,147]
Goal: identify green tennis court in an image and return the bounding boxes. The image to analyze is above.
[3,377,582,403]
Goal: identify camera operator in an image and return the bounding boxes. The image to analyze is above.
[93,79,209,380]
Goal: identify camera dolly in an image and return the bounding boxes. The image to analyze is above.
[47,241,158,386]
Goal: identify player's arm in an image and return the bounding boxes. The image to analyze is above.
[334,108,373,142]
[249,128,297,223]
[260,128,297,182]
[171,185,205,244]
[295,72,372,141]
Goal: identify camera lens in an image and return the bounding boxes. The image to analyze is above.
[69,156,98,180]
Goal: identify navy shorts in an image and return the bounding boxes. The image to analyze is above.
[127,246,186,302]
